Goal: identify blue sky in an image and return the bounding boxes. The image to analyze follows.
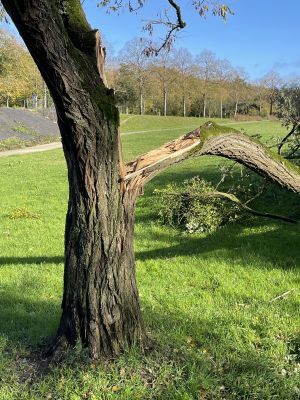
[2,1,300,81]
[83,0,300,81]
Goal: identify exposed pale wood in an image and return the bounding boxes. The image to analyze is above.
[125,123,300,194]
[125,128,201,188]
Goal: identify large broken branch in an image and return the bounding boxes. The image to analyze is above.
[125,122,300,193]
[125,128,201,188]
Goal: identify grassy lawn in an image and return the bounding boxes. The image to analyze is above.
[0,116,300,399]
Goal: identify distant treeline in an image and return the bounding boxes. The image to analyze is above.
[0,30,287,118]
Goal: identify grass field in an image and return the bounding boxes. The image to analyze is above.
[0,115,300,399]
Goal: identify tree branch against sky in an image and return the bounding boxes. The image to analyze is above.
[98,0,233,54]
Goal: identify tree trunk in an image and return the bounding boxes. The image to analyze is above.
[2,0,144,359]
[58,184,143,358]
[164,87,167,117]
[183,95,186,117]
[220,97,223,119]
[270,98,273,116]
[234,96,238,117]
[139,89,143,115]
[203,93,206,118]
[259,103,262,115]
[43,80,47,109]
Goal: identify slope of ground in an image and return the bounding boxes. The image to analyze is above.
[0,107,59,150]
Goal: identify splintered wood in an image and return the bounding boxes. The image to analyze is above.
[124,123,300,194]
[125,128,201,188]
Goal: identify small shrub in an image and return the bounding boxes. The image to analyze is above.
[9,206,40,220]
[155,177,238,234]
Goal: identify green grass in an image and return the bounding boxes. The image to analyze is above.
[0,115,300,399]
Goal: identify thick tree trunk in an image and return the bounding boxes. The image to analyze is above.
[6,0,300,363]
[58,184,143,358]
[3,0,144,359]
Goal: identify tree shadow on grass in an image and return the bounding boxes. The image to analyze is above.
[0,288,298,399]
[135,219,300,271]
[140,305,299,399]
[0,256,64,266]
[0,293,60,350]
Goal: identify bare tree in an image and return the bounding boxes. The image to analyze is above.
[261,71,282,115]
[119,38,150,115]
[215,58,234,118]
[230,67,249,117]
[173,47,194,117]
[195,50,218,117]
[150,49,176,116]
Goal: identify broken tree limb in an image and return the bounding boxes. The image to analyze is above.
[125,128,201,188]
[270,288,296,302]
[199,191,299,224]
[125,122,300,193]
[157,190,299,224]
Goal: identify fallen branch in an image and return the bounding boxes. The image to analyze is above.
[278,125,296,155]
[270,288,296,302]
[202,191,299,224]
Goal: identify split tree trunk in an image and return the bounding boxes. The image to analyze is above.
[5,0,300,362]
[2,0,144,359]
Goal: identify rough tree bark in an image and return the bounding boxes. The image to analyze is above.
[3,1,300,361]
[2,0,144,358]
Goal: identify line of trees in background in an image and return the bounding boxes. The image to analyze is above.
[110,38,289,118]
[0,30,294,118]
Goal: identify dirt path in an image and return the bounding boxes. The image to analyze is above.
[0,142,62,157]
[0,120,271,157]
